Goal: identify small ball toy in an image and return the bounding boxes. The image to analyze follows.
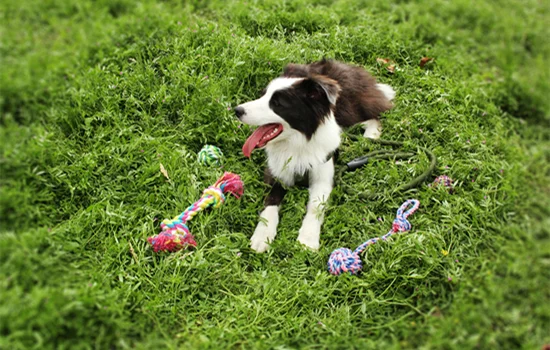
[148,172,244,252]
[432,175,454,192]
[198,145,224,166]
[327,199,420,276]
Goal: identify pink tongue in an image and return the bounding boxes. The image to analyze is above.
[242,124,278,158]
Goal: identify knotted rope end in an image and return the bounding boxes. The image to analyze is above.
[327,248,363,276]
[148,172,244,253]
[327,199,420,276]
[147,231,197,253]
[216,172,244,199]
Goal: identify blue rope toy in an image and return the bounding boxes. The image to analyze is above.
[327,199,420,276]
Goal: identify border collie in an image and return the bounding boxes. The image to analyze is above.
[234,59,395,252]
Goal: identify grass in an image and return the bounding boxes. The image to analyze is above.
[1,0,549,348]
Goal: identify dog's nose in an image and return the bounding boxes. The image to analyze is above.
[234,106,245,119]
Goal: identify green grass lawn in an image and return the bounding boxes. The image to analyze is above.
[1,0,549,348]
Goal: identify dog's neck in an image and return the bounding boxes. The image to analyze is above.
[265,114,341,186]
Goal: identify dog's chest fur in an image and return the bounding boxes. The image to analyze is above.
[265,114,341,186]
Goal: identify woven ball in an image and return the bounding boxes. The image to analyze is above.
[327,248,363,275]
[432,175,454,192]
[198,145,223,166]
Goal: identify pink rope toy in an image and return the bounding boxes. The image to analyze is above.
[148,172,244,253]
[327,199,420,276]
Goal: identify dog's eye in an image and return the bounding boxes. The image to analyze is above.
[278,97,291,108]
[271,92,290,108]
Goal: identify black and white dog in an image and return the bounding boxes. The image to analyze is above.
[234,59,395,252]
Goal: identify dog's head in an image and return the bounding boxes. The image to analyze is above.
[235,75,340,158]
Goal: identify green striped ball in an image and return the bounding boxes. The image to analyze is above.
[198,145,223,166]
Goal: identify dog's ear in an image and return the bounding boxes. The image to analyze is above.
[307,74,341,105]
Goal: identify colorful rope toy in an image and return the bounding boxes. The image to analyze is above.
[148,172,244,252]
[198,145,224,166]
[327,199,420,276]
[431,175,454,193]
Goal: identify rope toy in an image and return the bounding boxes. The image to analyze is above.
[327,199,420,276]
[431,175,454,192]
[148,172,244,252]
[198,145,224,166]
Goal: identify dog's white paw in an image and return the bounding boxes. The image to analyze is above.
[250,206,279,253]
[250,223,276,253]
[297,217,321,251]
[362,119,382,140]
[297,234,320,251]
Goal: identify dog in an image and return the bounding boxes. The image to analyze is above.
[234,59,395,252]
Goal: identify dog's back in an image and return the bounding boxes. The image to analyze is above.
[282,59,393,127]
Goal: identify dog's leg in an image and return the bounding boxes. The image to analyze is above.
[250,204,280,253]
[362,84,395,139]
[250,169,286,253]
[297,158,334,251]
[362,119,382,139]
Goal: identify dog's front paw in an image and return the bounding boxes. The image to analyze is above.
[297,234,320,251]
[297,217,321,251]
[250,224,276,253]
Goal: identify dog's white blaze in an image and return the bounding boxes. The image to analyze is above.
[250,205,279,253]
[267,77,303,94]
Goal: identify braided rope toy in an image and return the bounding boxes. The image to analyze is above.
[198,145,224,166]
[327,199,420,276]
[148,172,244,252]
